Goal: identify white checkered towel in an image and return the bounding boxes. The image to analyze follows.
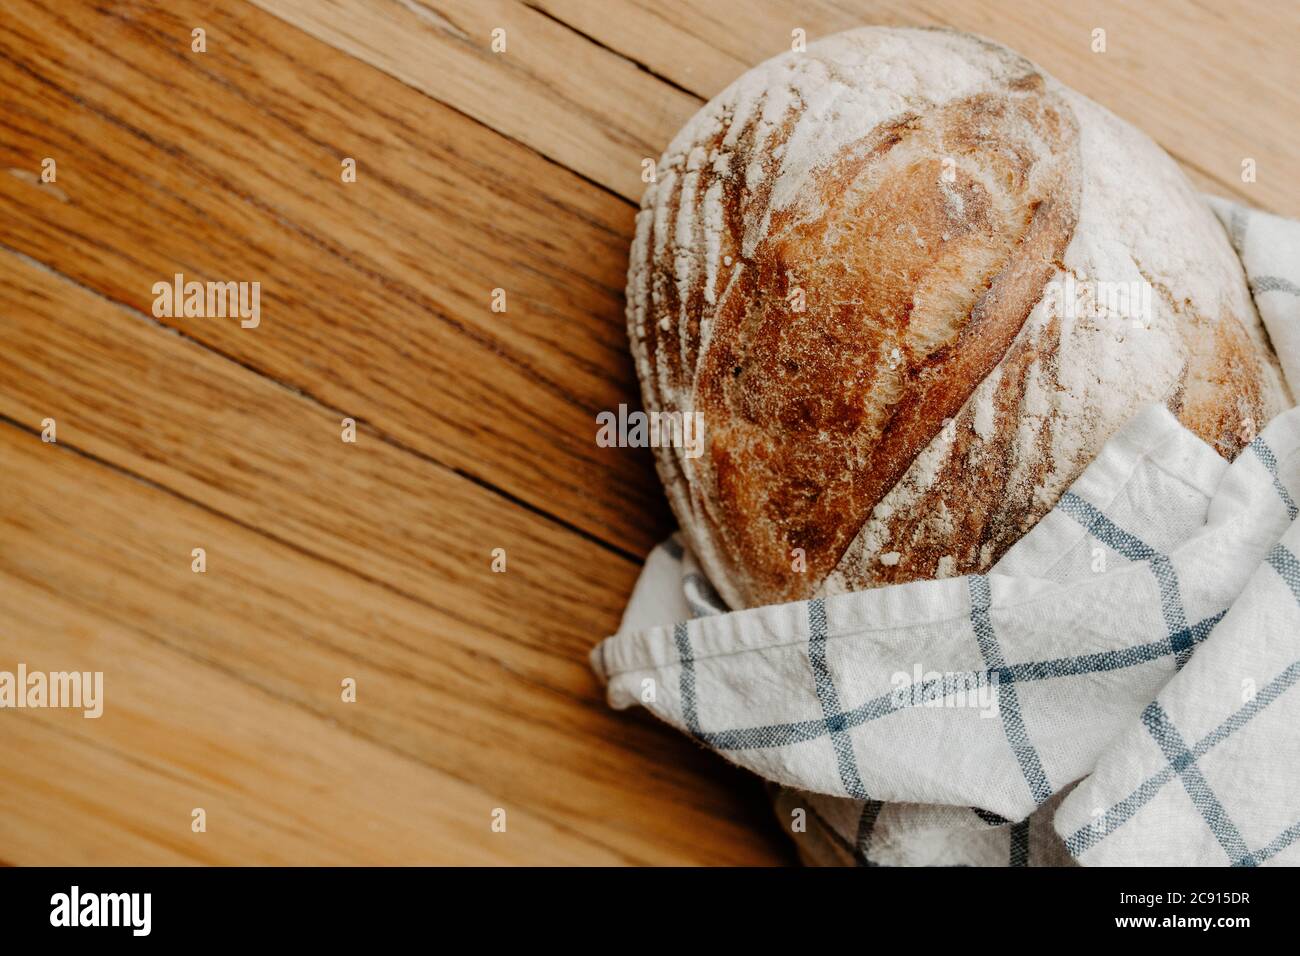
[592,199,1300,866]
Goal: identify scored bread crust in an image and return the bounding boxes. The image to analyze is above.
[627,27,1291,610]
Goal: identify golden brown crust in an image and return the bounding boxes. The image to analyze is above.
[629,28,1290,609]
[643,76,1082,605]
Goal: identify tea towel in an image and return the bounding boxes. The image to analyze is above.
[591,198,1300,866]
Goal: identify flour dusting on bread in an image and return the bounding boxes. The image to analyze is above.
[627,27,1290,609]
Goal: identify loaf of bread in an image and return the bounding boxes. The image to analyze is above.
[627,27,1291,610]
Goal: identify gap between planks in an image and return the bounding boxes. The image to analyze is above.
[0,241,639,571]
[0,414,651,865]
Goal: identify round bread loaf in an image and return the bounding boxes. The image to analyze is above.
[627,27,1291,610]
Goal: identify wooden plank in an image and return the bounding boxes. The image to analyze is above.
[525,0,855,98]
[272,0,1299,215]
[0,249,621,663]
[0,247,787,864]
[0,421,785,863]
[0,573,609,866]
[250,0,703,199]
[0,0,668,557]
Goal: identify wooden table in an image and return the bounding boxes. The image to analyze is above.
[0,0,1294,865]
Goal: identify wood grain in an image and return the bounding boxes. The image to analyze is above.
[0,565,613,866]
[264,0,1300,215]
[252,0,704,199]
[0,0,668,557]
[0,270,784,862]
[0,0,1294,865]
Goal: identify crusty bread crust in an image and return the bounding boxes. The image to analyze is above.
[628,27,1291,609]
